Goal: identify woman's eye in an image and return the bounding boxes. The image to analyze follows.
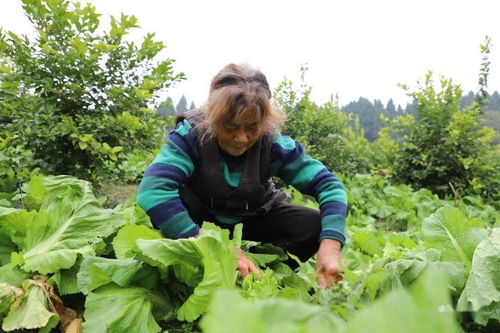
[225,124,238,131]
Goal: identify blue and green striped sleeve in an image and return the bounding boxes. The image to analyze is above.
[270,134,348,245]
[136,120,199,239]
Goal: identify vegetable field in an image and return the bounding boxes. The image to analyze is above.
[1,0,499,332]
[0,174,498,332]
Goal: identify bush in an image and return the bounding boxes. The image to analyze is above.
[375,71,498,204]
[273,68,372,176]
[0,0,184,185]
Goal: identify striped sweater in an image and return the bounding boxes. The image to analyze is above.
[137,120,348,244]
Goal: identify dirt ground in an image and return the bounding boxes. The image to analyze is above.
[95,183,139,207]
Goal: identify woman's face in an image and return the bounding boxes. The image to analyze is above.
[216,117,263,156]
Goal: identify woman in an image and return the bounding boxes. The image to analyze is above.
[137,64,347,288]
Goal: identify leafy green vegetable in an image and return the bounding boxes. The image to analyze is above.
[14,176,123,274]
[137,223,240,322]
[0,207,35,248]
[83,285,167,333]
[112,224,161,260]
[77,256,145,294]
[0,231,15,266]
[1,281,59,333]
[0,283,22,318]
[457,228,500,324]
[343,269,460,333]
[201,288,344,333]
[0,264,30,287]
[422,207,488,272]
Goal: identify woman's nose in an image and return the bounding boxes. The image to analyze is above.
[233,129,248,143]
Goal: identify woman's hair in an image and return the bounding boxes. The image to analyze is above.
[197,63,286,140]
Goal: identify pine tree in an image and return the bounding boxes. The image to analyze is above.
[189,101,196,110]
[386,99,396,118]
[157,97,176,117]
[176,95,188,114]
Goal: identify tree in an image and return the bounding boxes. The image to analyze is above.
[383,72,497,202]
[157,97,176,117]
[274,69,371,176]
[385,99,396,117]
[0,0,184,184]
[176,95,188,113]
[190,101,196,110]
[342,97,380,141]
[476,35,492,108]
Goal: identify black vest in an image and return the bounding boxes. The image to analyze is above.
[175,109,285,218]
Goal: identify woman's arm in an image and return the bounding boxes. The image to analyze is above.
[271,134,348,287]
[271,134,348,244]
[136,120,199,239]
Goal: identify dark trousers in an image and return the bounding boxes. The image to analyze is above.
[186,201,322,266]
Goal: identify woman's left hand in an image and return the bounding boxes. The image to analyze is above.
[316,239,343,289]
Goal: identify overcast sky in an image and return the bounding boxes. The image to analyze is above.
[2,0,499,108]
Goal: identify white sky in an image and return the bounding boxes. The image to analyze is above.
[1,0,499,108]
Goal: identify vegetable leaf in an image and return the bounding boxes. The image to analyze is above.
[136,222,239,322]
[422,207,488,272]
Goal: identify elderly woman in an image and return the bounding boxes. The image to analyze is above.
[137,64,347,288]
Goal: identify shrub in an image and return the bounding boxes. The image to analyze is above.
[0,0,184,185]
[273,68,372,176]
[376,71,498,203]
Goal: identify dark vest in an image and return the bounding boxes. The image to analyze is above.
[175,109,285,218]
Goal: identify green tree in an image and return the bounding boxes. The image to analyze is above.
[189,101,196,110]
[0,0,184,185]
[476,35,492,108]
[157,97,176,118]
[381,72,497,202]
[342,97,380,141]
[176,95,188,113]
[274,68,372,177]
[385,99,396,117]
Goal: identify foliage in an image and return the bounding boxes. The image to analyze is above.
[476,35,492,108]
[0,0,184,185]
[341,97,402,142]
[176,94,188,114]
[374,71,498,203]
[157,96,176,118]
[0,174,498,332]
[457,229,500,325]
[274,67,372,176]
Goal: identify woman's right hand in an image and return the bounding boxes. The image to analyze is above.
[232,248,262,279]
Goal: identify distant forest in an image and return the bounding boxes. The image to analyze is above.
[341,90,500,141]
[158,91,500,142]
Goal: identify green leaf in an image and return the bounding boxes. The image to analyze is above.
[0,207,35,247]
[457,228,500,317]
[136,222,239,322]
[0,231,16,266]
[344,269,460,333]
[83,285,165,333]
[200,289,343,333]
[79,141,88,150]
[353,231,384,256]
[422,207,488,272]
[48,263,81,296]
[77,256,144,295]
[0,263,30,287]
[0,283,22,318]
[112,224,161,260]
[18,176,123,274]
[383,257,428,290]
[427,261,466,296]
[71,36,87,54]
[1,282,59,332]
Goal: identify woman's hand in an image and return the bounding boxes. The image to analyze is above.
[316,239,343,289]
[232,248,262,279]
